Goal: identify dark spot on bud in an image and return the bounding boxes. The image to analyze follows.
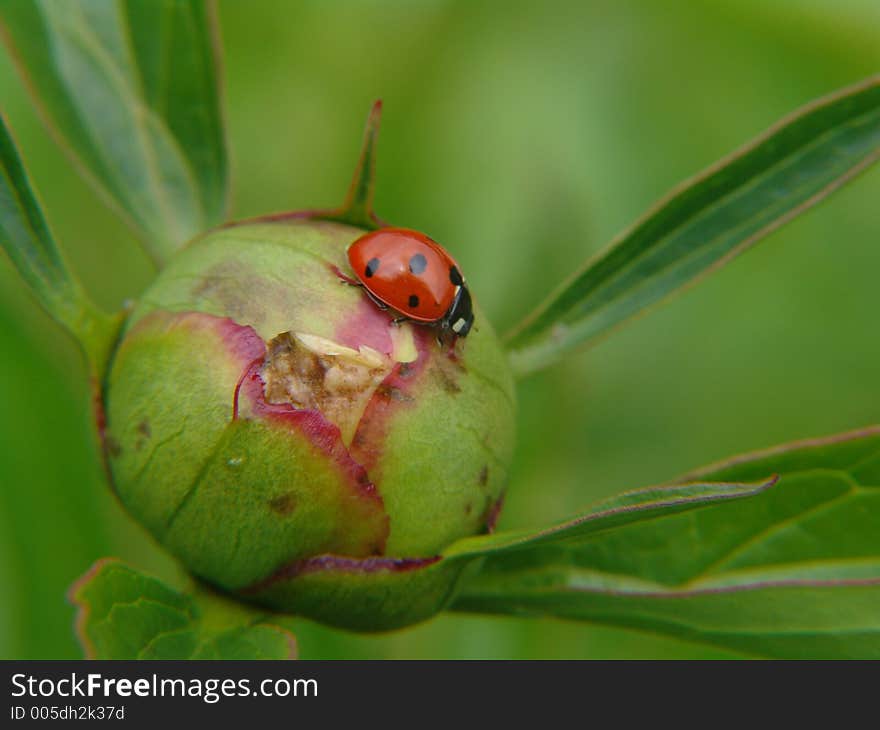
[409,253,428,275]
[408,294,419,308]
[465,502,473,516]
[365,258,380,278]
[433,360,462,394]
[378,384,415,402]
[190,261,255,322]
[105,436,122,459]
[269,493,297,515]
[450,266,463,286]
[478,465,489,487]
[134,421,151,449]
[483,493,505,533]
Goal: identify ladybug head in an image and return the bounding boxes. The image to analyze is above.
[444,285,474,338]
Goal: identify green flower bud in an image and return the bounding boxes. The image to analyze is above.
[103,217,516,630]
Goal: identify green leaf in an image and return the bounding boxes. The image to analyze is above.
[504,75,880,377]
[449,426,880,658]
[0,0,228,264]
[70,559,297,660]
[0,113,118,373]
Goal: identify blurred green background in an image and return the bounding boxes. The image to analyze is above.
[1,0,879,659]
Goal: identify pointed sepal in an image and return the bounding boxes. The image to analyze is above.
[326,100,385,230]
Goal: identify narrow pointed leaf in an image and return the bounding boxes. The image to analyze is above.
[0,114,118,372]
[505,75,880,377]
[449,426,880,658]
[0,0,228,264]
[70,560,297,660]
[444,478,778,560]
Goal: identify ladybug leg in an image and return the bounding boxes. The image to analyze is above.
[331,265,362,286]
[436,329,459,349]
[391,316,409,326]
[361,290,390,311]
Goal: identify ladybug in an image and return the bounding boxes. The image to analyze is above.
[346,227,474,339]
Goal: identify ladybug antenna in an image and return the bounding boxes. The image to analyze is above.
[330,100,385,230]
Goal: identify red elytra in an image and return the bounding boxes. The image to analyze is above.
[346,228,473,337]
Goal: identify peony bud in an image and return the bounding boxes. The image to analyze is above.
[103,217,515,629]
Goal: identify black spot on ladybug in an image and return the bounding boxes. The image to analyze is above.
[408,294,420,308]
[409,253,428,275]
[365,258,380,278]
[450,266,463,286]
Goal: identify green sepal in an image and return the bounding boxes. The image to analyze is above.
[324,100,386,230]
[69,559,297,660]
